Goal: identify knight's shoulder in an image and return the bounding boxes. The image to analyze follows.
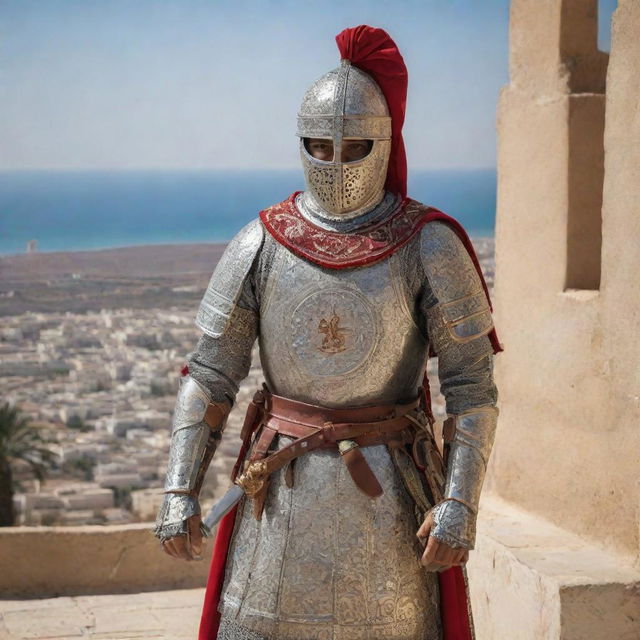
[417,213,468,259]
[417,216,481,302]
[208,218,265,280]
[403,198,466,247]
[224,218,265,255]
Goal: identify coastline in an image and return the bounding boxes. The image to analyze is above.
[0,243,227,316]
[0,242,227,278]
[0,238,495,316]
[0,169,497,255]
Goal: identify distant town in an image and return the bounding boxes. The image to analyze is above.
[0,238,494,528]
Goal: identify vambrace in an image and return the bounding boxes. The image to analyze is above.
[430,406,498,549]
[154,376,229,542]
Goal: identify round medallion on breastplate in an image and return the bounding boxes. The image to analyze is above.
[289,287,377,377]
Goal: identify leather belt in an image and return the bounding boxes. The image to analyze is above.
[234,387,421,519]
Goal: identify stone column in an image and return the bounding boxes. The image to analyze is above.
[467,4,640,637]
[487,0,629,553]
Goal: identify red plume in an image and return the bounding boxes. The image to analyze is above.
[336,25,408,198]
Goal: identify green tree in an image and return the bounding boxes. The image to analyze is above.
[0,402,57,526]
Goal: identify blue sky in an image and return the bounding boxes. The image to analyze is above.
[0,0,616,171]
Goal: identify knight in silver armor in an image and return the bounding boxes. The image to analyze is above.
[156,26,499,640]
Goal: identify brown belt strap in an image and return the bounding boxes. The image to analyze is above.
[339,441,383,497]
[267,414,413,442]
[241,425,409,507]
[232,388,267,482]
[234,389,423,520]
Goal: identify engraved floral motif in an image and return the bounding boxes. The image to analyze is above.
[260,195,436,269]
[219,443,442,640]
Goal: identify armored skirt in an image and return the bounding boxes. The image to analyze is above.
[216,441,441,640]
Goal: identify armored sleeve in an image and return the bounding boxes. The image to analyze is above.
[419,221,499,550]
[154,220,263,543]
[419,221,497,414]
[187,219,264,405]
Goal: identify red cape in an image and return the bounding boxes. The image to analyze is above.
[198,505,238,640]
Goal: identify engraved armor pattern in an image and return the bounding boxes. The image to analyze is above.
[431,407,499,550]
[296,190,400,231]
[289,287,376,376]
[258,234,429,407]
[154,493,199,542]
[259,195,439,269]
[219,440,442,640]
[172,376,210,433]
[418,222,499,549]
[296,114,392,140]
[217,619,267,640]
[196,220,263,339]
[296,63,392,140]
[155,376,220,541]
[419,221,494,349]
[300,138,391,217]
[164,376,213,492]
[189,220,261,407]
[418,221,497,416]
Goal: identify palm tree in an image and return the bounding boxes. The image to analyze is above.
[0,402,57,526]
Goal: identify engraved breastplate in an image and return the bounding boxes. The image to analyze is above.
[258,241,428,407]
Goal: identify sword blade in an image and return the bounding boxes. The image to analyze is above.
[202,484,245,534]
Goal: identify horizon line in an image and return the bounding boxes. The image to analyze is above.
[0,232,497,259]
[0,165,497,173]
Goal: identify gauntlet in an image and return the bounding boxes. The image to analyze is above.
[430,405,498,549]
[154,376,229,542]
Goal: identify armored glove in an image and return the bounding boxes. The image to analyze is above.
[154,376,229,542]
[429,406,498,549]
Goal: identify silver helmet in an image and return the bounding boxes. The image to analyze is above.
[297,60,392,217]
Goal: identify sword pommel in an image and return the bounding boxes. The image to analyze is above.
[235,460,268,497]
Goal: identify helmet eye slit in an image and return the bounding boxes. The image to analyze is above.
[303,138,335,162]
[303,138,373,164]
[342,139,373,163]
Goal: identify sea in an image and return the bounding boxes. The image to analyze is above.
[0,169,496,256]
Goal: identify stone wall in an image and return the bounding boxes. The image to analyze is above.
[0,524,212,597]
[467,495,640,640]
[488,0,639,560]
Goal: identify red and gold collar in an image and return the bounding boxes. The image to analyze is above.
[259,192,438,269]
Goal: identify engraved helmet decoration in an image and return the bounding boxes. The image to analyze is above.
[297,60,392,216]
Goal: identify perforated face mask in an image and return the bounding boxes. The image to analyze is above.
[297,60,392,217]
